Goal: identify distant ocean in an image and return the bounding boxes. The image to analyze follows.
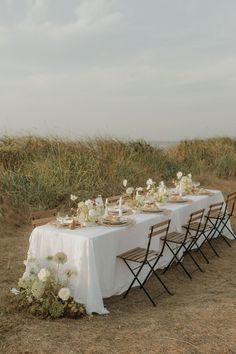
[148,141,178,149]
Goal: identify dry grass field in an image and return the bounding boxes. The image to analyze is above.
[0,137,236,354]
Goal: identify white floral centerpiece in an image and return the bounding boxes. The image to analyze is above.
[153,181,168,203]
[11,253,86,319]
[134,187,145,207]
[173,171,193,195]
[70,195,103,226]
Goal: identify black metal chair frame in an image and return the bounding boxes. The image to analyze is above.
[207,192,236,247]
[117,219,173,307]
[181,203,224,264]
[163,209,206,280]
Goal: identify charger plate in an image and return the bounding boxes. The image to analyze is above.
[141,207,164,213]
[166,198,191,203]
[98,219,135,228]
[192,189,213,196]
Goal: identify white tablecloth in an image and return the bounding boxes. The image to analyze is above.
[26,190,235,314]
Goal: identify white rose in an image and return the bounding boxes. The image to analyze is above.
[58,287,71,301]
[70,194,78,201]
[177,171,183,179]
[38,268,50,282]
[123,179,128,187]
[126,187,134,195]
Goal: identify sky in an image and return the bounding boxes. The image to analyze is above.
[0,0,236,142]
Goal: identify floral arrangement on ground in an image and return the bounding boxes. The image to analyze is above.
[11,252,86,319]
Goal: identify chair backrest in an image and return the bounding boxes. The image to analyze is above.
[225,192,236,217]
[148,219,171,255]
[205,202,224,225]
[31,209,57,228]
[185,209,205,236]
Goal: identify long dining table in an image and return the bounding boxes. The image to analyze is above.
[25,190,235,314]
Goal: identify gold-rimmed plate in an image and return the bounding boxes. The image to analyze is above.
[167,198,190,203]
[99,218,135,227]
[141,207,164,213]
[193,189,213,196]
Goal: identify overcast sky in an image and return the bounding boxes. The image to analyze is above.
[0,0,236,141]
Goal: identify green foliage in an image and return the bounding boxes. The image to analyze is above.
[0,135,235,219]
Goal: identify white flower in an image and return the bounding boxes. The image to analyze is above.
[58,287,71,301]
[159,181,165,188]
[10,288,20,295]
[38,268,50,282]
[77,201,85,209]
[88,209,97,218]
[70,194,78,201]
[188,173,192,179]
[126,187,134,195]
[136,187,143,192]
[31,280,45,299]
[146,178,153,186]
[177,171,183,179]
[53,252,67,264]
[95,197,104,207]
[85,199,94,208]
[123,179,128,187]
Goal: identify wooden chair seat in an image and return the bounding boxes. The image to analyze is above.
[183,222,212,232]
[118,247,160,263]
[161,231,187,244]
[206,211,225,219]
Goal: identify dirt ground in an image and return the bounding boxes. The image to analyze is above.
[1,180,236,354]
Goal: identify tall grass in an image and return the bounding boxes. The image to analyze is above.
[0,136,235,218]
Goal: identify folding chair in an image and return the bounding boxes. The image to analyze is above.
[163,209,206,280]
[117,219,173,307]
[31,209,57,228]
[181,203,224,264]
[207,192,236,247]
